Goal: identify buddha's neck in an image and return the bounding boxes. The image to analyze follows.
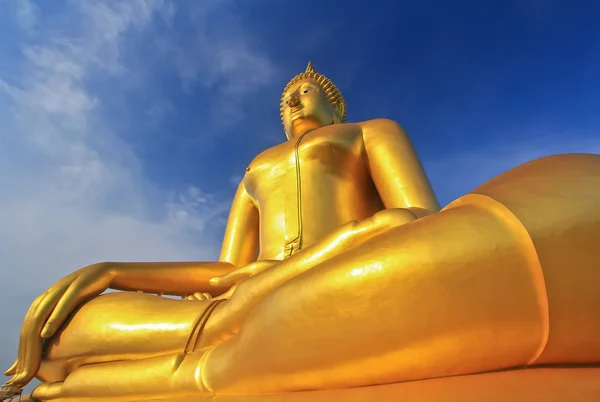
[288,120,323,140]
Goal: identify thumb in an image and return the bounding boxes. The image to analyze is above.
[211,260,278,287]
[213,284,238,301]
[210,267,251,287]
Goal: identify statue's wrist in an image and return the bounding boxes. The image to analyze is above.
[104,262,120,283]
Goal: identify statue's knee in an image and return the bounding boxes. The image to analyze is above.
[372,208,416,228]
[37,359,68,383]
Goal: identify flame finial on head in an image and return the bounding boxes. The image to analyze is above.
[280,61,347,130]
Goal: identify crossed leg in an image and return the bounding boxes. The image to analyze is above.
[32,208,418,400]
[37,292,212,384]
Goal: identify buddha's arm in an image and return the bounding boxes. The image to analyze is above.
[104,180,259,296]
[109,261,235,296]
[112,179,260,296]
[361,118,440,216]
[219,179,260,266]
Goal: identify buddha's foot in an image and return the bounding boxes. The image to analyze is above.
[28,366,600,402]
[31,349,214,401]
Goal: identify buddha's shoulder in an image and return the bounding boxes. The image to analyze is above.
[356,118,403,131]
[246,141,290,170]
[355,118,411,142]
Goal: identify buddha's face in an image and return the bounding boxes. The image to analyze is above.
[282,78,337,137]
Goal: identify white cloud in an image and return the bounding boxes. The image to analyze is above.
[11,0,40,34]
[156,1,278,124]
[77,0,175,74]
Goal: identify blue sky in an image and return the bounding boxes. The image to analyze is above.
[1,0,599,390]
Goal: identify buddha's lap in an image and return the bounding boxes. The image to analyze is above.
[46,293,212,360]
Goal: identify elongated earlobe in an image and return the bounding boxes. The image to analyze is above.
[332,111,342,125]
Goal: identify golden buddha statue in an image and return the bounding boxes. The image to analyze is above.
[4,62,600,402]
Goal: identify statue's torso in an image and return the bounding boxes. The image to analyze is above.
[244,122,384,260]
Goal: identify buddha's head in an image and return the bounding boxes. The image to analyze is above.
[280,62,346,140]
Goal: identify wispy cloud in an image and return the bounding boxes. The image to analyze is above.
[11,0,40,35]
[154,0,279,125]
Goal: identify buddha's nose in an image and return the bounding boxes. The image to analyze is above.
[288,98,300,108]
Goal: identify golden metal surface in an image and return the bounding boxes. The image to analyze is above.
[4,63,600,401]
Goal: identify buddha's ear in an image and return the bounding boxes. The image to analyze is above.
[332,102,345,124]
[332,109,342,124]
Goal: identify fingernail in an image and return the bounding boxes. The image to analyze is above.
[41,324,52,338]
[209,277,219,286]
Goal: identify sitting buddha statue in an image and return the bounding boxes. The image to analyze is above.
[4,62,600,402]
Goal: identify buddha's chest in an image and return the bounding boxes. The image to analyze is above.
[244,125,365,196]
[244,124,373,257]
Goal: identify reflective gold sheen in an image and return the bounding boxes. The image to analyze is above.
[5,63,600,402]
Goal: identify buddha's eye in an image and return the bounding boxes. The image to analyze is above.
[302,87,314,94]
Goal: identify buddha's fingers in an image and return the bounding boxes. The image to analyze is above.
[188,293,213,300]
[6,364,41,388]
[7,268,97,386]
[4,358,17,376]
[212,261,277,287]
[8,284,72,387]
[34,282,74,340]
[42,267,112,338]
[10,294,45,385]
[213,284,238,301]
[210,270,248,287]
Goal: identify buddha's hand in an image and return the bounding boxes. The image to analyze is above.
[5,262,115,387]
[210,260,279,287]
[186,292,214,301]
[209,260,278,300]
